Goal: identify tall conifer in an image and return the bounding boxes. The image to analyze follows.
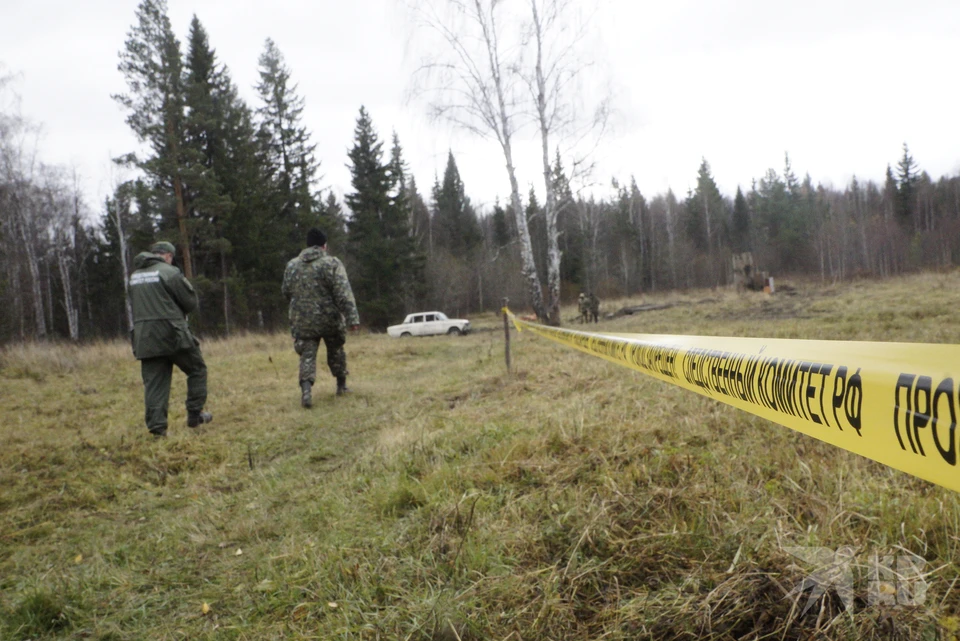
[433,151,481,255]
[345,107,424,329]
[256,39,319,237]
[114,0,193,276]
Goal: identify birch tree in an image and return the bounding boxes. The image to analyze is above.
[523,0,607,324]
[108,180,135,330]
[0,102,47,338]
[45,167,81,341]
[408,0,546,322]
[409,0,607,324]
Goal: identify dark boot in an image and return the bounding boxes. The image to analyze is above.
[300,381,313,408]
[187,411,213,428]
[336,376,350,396]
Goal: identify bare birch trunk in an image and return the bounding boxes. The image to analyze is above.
[413,0,547,322]
[43,256,54,333]
[55,246,79,341]
[112,201,134,331]
[15,214,47,338]
[476,0,545,322]
[11,260,25,340]
[504,144,545,320]
[530,0,561,326]
[591,203,601,292]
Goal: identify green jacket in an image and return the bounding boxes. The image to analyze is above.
[129,252,199,359]
[282,246,359,338]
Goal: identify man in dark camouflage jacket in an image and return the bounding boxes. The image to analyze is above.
[589,293,600,323]
[282,229,360,407]
[129,241,212,437]
[578,293,590,324]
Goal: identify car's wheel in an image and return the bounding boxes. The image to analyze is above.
[401,332,412,338]
[447,326,462,336]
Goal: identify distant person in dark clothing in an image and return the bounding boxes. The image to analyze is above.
[589,293,600,323]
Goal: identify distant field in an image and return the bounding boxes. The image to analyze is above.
[3,272,960,640]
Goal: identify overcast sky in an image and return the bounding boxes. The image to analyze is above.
[3,0,959,217]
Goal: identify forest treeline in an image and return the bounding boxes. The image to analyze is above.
[2,0,959,344]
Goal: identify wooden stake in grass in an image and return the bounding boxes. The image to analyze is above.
[501,298,511,373]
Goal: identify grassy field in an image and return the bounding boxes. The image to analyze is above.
[3,272,960,640]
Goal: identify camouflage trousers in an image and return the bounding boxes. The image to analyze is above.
[294,332,347,384]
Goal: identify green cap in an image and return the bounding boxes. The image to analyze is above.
[150,241,176,256]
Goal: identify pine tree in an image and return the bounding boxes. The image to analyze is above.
[114,0,193,276]
[345,107,424,329]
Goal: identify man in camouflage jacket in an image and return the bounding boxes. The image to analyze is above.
[282,228,360,407]
[578,293,590,324]
[129,241,212,437]
[589,293,600,323]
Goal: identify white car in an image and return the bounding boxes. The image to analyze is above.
[387,311,471,337]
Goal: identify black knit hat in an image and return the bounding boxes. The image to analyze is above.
[307,228,327,247]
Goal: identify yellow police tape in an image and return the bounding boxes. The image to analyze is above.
[504,308,960,492]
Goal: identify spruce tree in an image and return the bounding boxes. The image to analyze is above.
[492,201,511,248]
[182,16,235,329]
[406,176,431,251]
[345,107,424,329]
[433,151,481,255]
[256,38,319,238]
[883,165,898,220]
[730,186,750,253]
[183,16,234,235]
[318,192,347,254]
[388,132,413,243]
[896,142,919,228]
[684,158,724,252]
[183,16,286,330]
